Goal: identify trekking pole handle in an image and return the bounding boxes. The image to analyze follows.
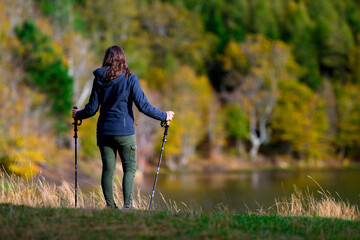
[73,106,82,126]
[161,120,170,127]
[73,106,78,121]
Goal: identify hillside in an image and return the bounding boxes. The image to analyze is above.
[1,0,360,178]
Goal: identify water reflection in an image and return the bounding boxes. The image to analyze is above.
[137,169,360,212]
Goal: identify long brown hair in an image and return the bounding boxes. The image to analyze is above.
[102,46,132,81]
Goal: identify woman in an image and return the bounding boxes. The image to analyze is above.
[72,46,174,209]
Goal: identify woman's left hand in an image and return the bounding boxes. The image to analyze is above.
[72,109,78,118]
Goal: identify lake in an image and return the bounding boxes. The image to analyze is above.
[137,169,360,212]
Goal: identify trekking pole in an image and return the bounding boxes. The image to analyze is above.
[149,120,170,211]
[72,106,82,208]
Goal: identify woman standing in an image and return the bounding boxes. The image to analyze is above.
[72,46,174,209]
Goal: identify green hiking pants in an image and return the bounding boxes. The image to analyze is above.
[97,134,137,208]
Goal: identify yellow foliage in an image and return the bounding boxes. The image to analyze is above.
[221,40,248,71]
[272,80,330,160]
[78,112,99,159]
[0,3,11,42]
[0,8,53,177]
[164,65,214,160]
[144,67,169,91]
[335,83,360,150]
[1,131,53,178]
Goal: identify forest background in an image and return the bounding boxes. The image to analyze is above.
[1,0,360,178]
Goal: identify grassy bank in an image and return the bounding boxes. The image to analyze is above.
[0,204,359,239]
[1,171,360,219]
[1,172,360,239]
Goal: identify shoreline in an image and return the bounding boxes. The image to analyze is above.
[144,156,360,174]
[35,155,360,187]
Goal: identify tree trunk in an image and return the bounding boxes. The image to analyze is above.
[248,100,274,160]
[249,134,261,160]
[166,157,177,171]
[236,138,245,156]
[249,108,260,160]
[76,79,93,107]
[179,137,195,167]
[208,101,223,159]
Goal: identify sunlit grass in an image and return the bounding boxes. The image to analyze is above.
[0,171,149,209]
[252,175,360,220]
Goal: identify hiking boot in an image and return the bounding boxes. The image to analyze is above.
[106,204,119,209]
[122,205,135,210]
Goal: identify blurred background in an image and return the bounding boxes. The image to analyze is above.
[1,0,360,210]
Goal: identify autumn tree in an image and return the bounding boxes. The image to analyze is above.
[335,83,360,157]
[16,20,73,135]
[0,2,58,177]
[249,0,280,39]
[220,35,302,159]
[306,0,354,78]
[283,1,321,89]
[222,104,248,155]
[271,80,330,160]
[163,66,213,168]
[139,1,216,73]
[349,34,360,84]
[207,97,227,159]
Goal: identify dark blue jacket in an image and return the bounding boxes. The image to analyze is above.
[76,67,166,135]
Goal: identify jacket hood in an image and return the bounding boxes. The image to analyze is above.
[93,67,126,88]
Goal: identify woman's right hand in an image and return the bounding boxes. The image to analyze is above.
[72,109,78,119]
[166,111,175,122]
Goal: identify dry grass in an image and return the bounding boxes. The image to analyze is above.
[0,171,150,209]
[262,175,360,220]
[1,171,359,220]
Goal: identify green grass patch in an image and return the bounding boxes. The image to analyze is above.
[0,204,359,239]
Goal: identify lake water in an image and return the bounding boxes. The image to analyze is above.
[137,169,360,212]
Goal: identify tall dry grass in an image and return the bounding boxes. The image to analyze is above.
[0,171,150,209]
[262,176,360,220]
[1,171,359,220]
